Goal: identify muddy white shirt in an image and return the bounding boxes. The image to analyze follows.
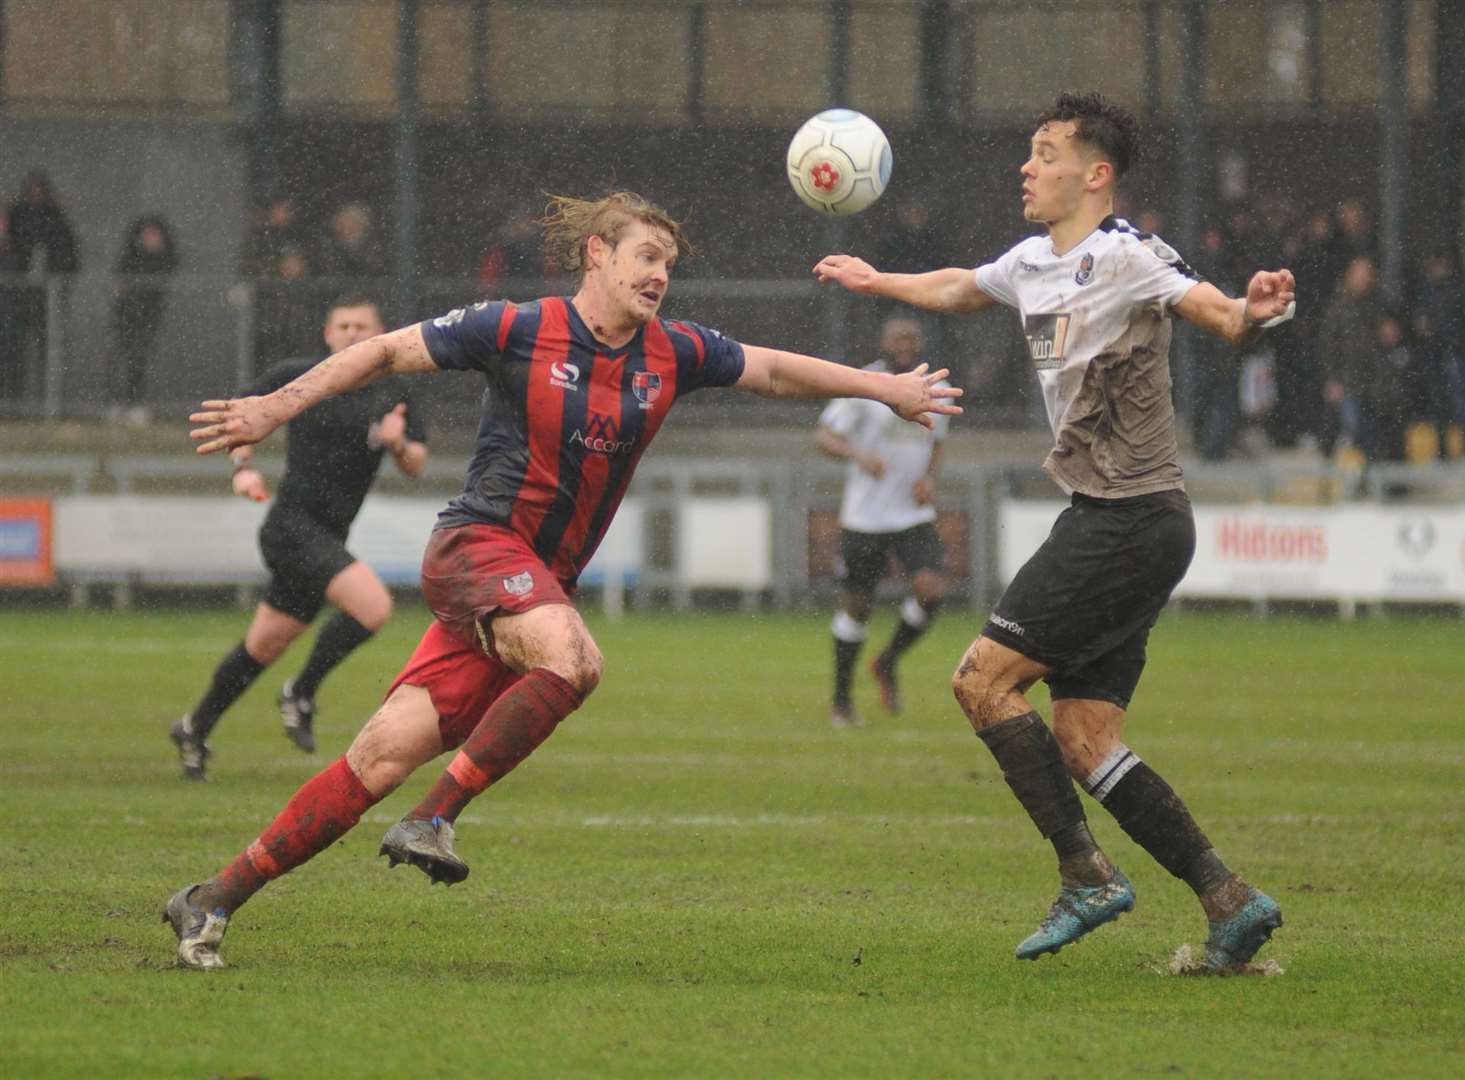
[973,215,1201,498]
[819,361,949,532]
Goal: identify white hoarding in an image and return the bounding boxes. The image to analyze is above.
[999,499,1465,604]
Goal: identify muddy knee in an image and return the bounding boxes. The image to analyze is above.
[551,633,603,699]
[951,663,1005,730]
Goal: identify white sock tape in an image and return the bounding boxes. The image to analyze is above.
[899,595,928,628]
[1082,746,1141,801]
[831,610,868,643]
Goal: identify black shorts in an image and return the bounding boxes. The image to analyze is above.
[982,489,1195,709]
[258,511,356,623]
[839,522,944,594]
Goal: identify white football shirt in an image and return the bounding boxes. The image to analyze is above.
[818,361,949,533]
[973,215,1201,498]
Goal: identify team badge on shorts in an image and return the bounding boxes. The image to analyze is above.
[1074,252,1094,286]
[633,371,662,408]
[502,571,535,597]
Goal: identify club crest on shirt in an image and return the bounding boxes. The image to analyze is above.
[1023,313,1071,371]
[1074,252,1095,286]
[632,371,662,408]
[502,571,535,597]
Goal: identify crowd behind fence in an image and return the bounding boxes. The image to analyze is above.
[4,172,1463,473]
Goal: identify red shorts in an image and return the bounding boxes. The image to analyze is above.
[419,523,574,657]
[387,620,523,750]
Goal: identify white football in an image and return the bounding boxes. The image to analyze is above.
[786,109,892,216]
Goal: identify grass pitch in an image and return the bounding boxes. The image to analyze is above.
[1,605,1462,1078]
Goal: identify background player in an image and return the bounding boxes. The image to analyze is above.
[169,296,428,780]
[815,92,1296,972]
[164,191,962,969]
[816,315,948,728]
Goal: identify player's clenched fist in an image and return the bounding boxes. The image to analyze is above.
[1244,269,1296,324]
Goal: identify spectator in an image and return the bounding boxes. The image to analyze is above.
[1330,198,1376,265]
[1133,208,1165,238]
[244,196,309,279]
[245,197,318,370]
[1362,311,1415,464]
[9,169,80,275]
[110,216,179,421]
[317,201,386,282]
[874,199,948,275]
[1249,194,1308,447]
[5,170,79,402]
[1281,212,1339,436]
[477,205,546,295]
[1410,248,1465,456]
[1318,255,1383,455]
[873,199,951,357]
[254,244,320,369]
[1186,223,1243,460]
[0,212,22,402]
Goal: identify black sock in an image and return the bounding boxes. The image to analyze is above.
[884,596,940,661]
[291,612,375,701]
[977,712,1095,867]
[1084,747,1223,891]
[190,643,266,739]
[831,611,866,707]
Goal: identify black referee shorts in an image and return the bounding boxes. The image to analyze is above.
[258,511,357,623]
[839,521,944,595]
[982,489,1195,709]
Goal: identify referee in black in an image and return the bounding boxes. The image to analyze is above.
[170,295,428,780]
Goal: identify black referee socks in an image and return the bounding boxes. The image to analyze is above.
[293,612,375,701]
[190,643,266,739]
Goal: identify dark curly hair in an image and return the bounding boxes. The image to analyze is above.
[1035,91,1140,179]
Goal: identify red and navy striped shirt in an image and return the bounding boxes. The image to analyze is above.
[420,296,746,585]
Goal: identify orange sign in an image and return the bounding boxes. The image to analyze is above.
[0,499,54,586]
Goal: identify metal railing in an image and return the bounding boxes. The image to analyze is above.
[0,271,1026,427]
[9,452,1465,614]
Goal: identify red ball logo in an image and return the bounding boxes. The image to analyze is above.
[810,161,840,193]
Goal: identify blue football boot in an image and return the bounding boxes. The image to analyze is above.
[1204,888,1283,971]
[1015,868,1136,960]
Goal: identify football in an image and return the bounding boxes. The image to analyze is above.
[786,108,892,216]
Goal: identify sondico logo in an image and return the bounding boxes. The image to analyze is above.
[571,413,635,455]
[550,359,580,391]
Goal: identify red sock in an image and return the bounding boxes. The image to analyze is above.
[203,757,378,913]
[410,667,582,823]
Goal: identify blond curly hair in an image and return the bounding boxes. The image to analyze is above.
[538,191,693,276]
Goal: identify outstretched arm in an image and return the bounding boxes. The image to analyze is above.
[191,324,437,454]
[813,254,998,314]
[1173,269,1297,346]
[737,346,962,430]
